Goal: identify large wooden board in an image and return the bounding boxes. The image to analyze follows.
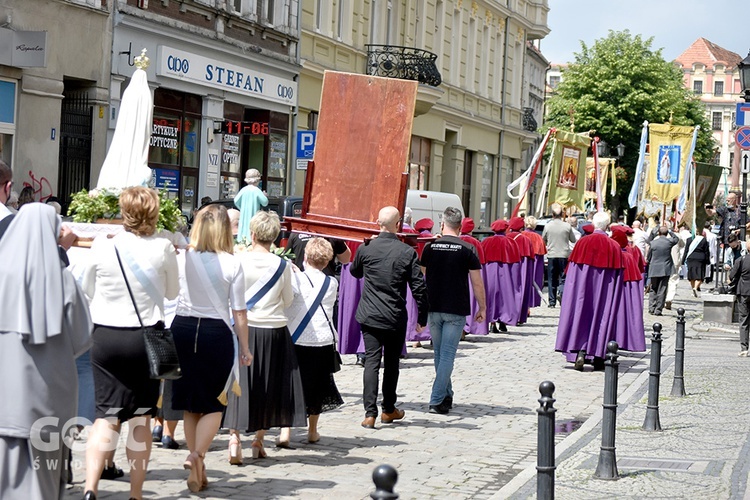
[286,71,418,241]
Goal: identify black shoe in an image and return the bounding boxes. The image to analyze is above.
[441,395,453,409]
[100,463,124,480]
[429,403,450,414]
[548,304,556,308]
[83,491,97,500]
[355,355,365,367]
[489,322,500,333]
[497,321,508,332]
[593,358,605,371]
[152,425,163,442]
[162,435,180,449]
[653,311,663,316]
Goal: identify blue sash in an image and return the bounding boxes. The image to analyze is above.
[290,276,330,343]
[246,258,287,310]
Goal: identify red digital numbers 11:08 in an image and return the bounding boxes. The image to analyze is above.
[221,121,270,135]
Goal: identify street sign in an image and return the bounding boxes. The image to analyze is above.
[736,126,750,150]
[742,150,750,174]
[737,103,750,127]
[296,130,316,159]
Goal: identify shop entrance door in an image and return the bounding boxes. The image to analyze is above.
[58,89,92,210]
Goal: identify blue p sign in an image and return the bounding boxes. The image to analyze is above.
[296,130,317,159]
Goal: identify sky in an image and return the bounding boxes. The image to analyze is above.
[540,0,749,66]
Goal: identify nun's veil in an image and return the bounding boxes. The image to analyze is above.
[0,203,65,344]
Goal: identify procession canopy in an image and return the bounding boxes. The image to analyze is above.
[283,71,418,242]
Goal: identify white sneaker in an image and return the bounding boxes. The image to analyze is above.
[739,351,748,357]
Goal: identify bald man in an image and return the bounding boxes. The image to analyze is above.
[350,206,429,429]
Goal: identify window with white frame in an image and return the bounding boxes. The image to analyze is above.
[231,0,255,17]
[434,1,444,69]
[450,7,461,85]
[467,17,476,92]
[693,80,703,94]
[712,111,722,130]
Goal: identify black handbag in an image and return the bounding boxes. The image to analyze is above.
[115,248,182,380]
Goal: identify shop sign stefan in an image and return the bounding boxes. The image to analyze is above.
[157,46,297,106]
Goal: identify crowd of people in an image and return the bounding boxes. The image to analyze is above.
[1,154,745,499]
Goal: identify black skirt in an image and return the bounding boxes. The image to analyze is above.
[294,345,344,415]
[171,316,235,415]
[686,261,706,281]
[223,326,307,432]
[91,325,160,421]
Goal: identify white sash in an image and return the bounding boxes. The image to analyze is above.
[115,242,164,306]
[287,273,329,339]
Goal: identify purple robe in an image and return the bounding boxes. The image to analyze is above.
[516,257,533,324]
[406,286,432,341]
[485,261,522,326]
[613,279,646,352]
[529,256,545,307]
[337,263,365,354]
[464,265,489,335]
[556,263,623,362]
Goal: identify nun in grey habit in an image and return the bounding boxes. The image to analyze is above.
[0,203,93,500]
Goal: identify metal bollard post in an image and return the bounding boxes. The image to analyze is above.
[594,341,619,480]
[643,323,663,431]
[537,381,556,500]
[671,308,687,397]
[370,464,399,500]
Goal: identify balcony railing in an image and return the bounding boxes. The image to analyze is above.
[523,107,538,132]
[365,45,442,87]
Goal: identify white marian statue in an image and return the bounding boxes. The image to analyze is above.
[96,49,153,190]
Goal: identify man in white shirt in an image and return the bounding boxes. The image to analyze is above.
[703,221,717,283]
[632,220,649,259]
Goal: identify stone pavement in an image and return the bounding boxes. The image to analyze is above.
[501,284,749,499]
[64,281,716,499]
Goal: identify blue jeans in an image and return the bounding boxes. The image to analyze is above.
[547,257,567,306]
[428,312,466,406]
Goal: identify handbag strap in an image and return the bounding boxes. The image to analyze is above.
[304,273,337,348]
[115,247,145,329]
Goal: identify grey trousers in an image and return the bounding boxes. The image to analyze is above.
[649,276,669,313]
[737,295,750,351]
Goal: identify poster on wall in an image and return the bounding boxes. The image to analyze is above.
[152,168,180,194]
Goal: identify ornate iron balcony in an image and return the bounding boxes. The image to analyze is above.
[365,45,442,87]
[523,107,538,132]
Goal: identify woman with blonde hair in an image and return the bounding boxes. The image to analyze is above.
[170,204,252,492]
[82,187,179,500]
[286,237,344,443]
[224,210,306,461]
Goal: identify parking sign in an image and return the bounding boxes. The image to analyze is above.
[296,130,316,159]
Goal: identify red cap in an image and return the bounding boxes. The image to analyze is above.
[461,217,475,234]
[582,224,595,235]
[611,225,634,236]
[491,219,508,233]
[415,218,434,232]
[509,217,525,231]
[611,231,628,248]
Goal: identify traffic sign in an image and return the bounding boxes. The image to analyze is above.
[296,130,316,159]
[736,126,750,150]
[742,150,750,174]
[737,103,750,127]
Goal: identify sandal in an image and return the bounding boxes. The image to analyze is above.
[251,439,267,459]
[228,434,243,466]
[183,451,204,493]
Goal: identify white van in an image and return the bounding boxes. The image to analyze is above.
[406,190,463,232]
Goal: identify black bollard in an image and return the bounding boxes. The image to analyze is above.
[370,464,398,500]
[594,341,619,480]
[537,381,556,500]
[643,323,663,431]
[671,308,687,397]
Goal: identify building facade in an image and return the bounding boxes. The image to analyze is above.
[0,0,111,206]
[297,0,549,227]
[519,39,547,213]
[675,38,742,190]
[110,0,300,216]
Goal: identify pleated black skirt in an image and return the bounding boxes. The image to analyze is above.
[171,315,234,415]
[91,325,159,421]
[223,326,307,432]
[294,345,344,415]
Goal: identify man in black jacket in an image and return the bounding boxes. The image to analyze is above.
[646,226,679,316]
[730,238,750,356]
[350,206,428,428]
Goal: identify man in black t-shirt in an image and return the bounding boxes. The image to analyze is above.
[420,207,486,414]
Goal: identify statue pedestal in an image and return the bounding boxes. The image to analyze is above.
[703,294,737,324]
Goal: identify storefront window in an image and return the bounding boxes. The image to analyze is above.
[0,79,17,167]
[149,112,181,166]
[182,116,201,168]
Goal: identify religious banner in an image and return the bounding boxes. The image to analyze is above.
[584,157,612,200]
[547,129,590,209]
[679,162,723,232]
[645,123,697,204]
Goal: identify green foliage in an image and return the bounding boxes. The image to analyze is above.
[67,187,182,232]
[546,30,715,208]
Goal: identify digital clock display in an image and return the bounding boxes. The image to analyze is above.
[220,120,270,135]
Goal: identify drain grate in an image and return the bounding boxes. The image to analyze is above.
[618,458,704,472]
